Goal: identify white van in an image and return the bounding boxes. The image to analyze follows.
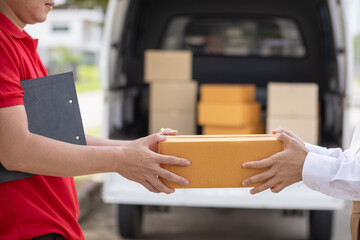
[100,0,360,239]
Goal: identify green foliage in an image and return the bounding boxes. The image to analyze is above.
[49,48,100,93]
[85,126,102,137]
[355,35,360,82]
[51,46,82,74]
[62,0,108,9]
[75,64,101,93]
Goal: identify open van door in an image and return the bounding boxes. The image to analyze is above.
[342,0,360,148]
[99,0,131,139]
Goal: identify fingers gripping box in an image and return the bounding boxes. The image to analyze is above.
[158,135,284,188]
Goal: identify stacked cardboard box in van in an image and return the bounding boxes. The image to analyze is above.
[266,83,319,144]
[198,84,264,134]
[145,50,197,134]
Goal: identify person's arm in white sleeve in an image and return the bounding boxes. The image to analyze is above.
[242,128,360,200]
[302,148,360,200]
[304,142,346,159]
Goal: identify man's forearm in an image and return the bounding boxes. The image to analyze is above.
[2,132,120,177]
[85,134,130,147]
[0,105,190,194]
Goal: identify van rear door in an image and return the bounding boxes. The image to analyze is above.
[341,0,360,148]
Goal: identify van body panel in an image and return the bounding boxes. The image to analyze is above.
[103,173,343,210]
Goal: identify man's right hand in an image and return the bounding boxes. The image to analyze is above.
[118,133,190,194]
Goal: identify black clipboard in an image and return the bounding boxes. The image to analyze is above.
[0,72,87,183]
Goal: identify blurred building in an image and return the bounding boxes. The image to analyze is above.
[25,8,104,74]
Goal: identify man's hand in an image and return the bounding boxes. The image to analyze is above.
[118,132,190,194]
[241,132,309,194]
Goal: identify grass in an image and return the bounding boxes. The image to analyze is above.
[85,126,102,137]
[75,65,101,93]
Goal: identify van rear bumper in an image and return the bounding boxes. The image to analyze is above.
[102,173,344,210]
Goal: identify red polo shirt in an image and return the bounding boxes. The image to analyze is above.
[0,12,84,239]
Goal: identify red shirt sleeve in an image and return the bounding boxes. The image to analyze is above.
[0,32,24,108]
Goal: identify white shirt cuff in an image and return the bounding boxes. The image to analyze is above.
[304,142,329,155]
[302,152,334,195]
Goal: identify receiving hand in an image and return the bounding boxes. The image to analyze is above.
[159,127,178,136]
[241,132,309,194]
[272,128,305,146]
[118,132,190,194]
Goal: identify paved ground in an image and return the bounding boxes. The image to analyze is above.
[80,199,352,240]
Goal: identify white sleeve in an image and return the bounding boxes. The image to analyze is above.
[304,142,346,159]
[302,149,360,200]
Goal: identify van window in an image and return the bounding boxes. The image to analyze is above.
[162,17,306,58]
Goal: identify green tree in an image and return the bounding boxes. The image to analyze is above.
[58,0,108,9]
[51,46,82,74]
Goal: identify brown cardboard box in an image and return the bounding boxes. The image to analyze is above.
[267,82,319,118]
[149,111,196,135]
[144,50,192,83]
[266,117,319,144]
[150,81,198,111]
[202,124,264,135]
[198,102,261,127]
[158,135,284,188]
[200,84,256,103]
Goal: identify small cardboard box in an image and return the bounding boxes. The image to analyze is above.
[267,82,319,118]
[202,124,264,135]
[150,81,198,111]
[267,117,319,144]
[200,84,256,103]
[158,135,284,188]
[198,102,261,127]
[149,111,196,135]
[144,50,192,83]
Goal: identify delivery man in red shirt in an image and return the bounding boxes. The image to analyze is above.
[0,1,190,239]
